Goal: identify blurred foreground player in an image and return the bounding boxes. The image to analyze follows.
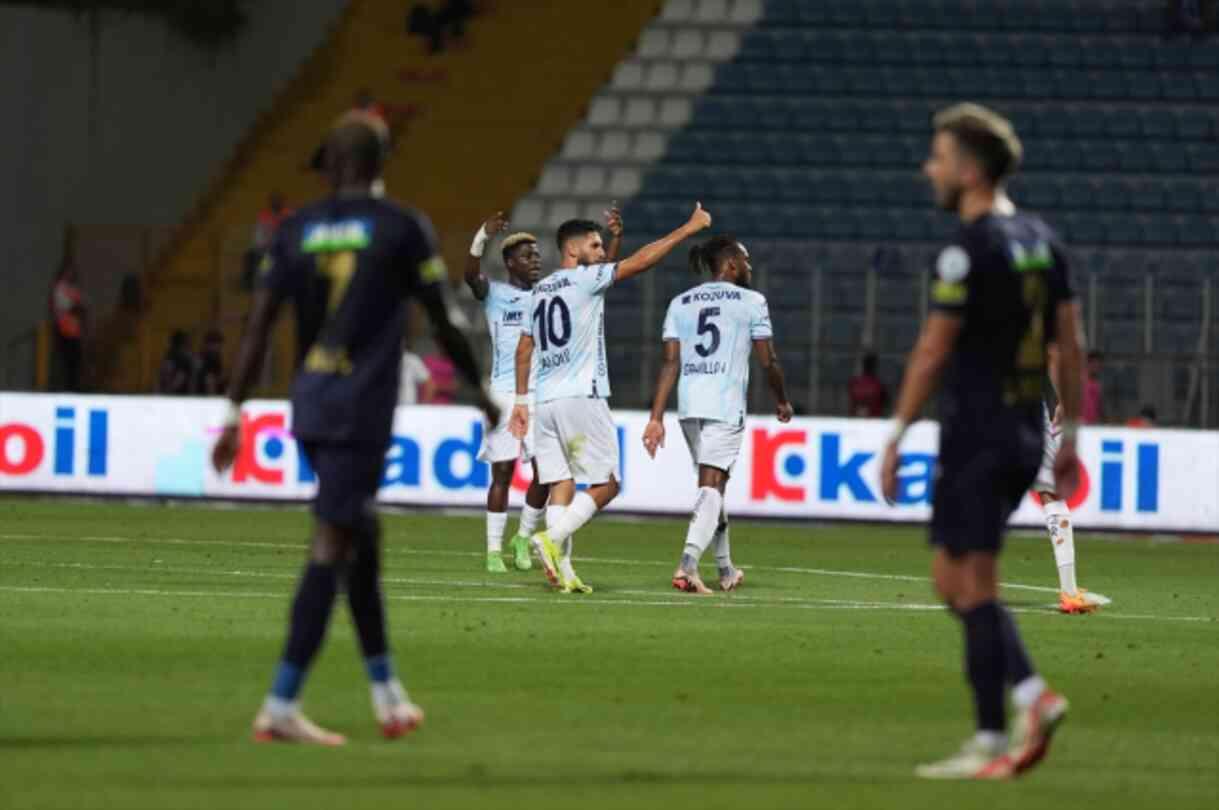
[642,237,793,594]
[213,111,497,745]
[880,104,1084,779]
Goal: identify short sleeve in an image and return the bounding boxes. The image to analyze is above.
[750,294,774,340]
[930,242,972,314]
[408,354,431,381]
[519,290,535,336]
[581,263,617,295]
[661,301,678,341]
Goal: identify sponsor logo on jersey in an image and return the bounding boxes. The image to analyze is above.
[301,219,372,253]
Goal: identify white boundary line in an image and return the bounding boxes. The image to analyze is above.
[0,554,1211,623]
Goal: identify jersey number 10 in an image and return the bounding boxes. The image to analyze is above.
[533,297,572,352]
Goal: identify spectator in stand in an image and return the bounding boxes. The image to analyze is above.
[194,329,228,395]
[158,330,196,395]
[848,352,889,418]
[353,88,389,128]
[407,0,476,53]
[1127,405,1158,428]
[422,348,457,404]
[253,191,291,253]
[398,342,436,405]
[49,256,86,391]
[1082,350,1105,424]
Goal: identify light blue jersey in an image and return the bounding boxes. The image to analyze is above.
[522,263,616,403]
[483,280,534,395]
[662,281,773,424]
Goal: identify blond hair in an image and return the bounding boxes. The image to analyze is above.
[933,102,1023,184]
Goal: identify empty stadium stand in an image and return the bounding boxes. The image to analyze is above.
[511,0,1217,425]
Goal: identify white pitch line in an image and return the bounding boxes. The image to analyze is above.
[0,534,1195,622]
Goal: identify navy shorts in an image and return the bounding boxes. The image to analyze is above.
[930,424,1042,557]
[300,441,386,529]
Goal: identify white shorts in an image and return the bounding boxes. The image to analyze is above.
[1033,417,1061,494]
[680,418,745,474]
[477,390,534,464]
[533,397,619,485]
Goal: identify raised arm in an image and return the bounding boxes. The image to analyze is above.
[464,211,509,301]
[604,203,624,262]
[642,340,680,458]
[879,312,963,501]
[753,339,794,422]
[613,203,711,283]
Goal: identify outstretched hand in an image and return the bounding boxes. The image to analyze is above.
[687,202,712,232]
[484,211,509,237]
[604,203,623,237]
[642,419,666,458]
[212,425,240,474]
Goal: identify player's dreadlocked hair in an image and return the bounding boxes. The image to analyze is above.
[689,235,743,275]
[933,102,1023,185]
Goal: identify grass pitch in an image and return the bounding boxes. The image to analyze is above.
[1,497,1216,809]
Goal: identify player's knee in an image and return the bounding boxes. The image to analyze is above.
[490,462,514,488]
[604,476,621,502]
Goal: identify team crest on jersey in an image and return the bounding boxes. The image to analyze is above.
[301,220,372,253]
[936,245,971,282]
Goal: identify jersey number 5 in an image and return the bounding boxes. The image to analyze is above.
[532,297,572,352]
[695,307,721,358]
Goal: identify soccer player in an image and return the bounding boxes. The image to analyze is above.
[464,207,623,573]
[880,103,1082,779]
[641,237,793,594]
[1035,352,1107,613]
[509,203,713,593]
[212,111,498,745]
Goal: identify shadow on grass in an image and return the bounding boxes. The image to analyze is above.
[0,734,228,749]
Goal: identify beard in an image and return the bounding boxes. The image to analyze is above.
[937,183,963,212]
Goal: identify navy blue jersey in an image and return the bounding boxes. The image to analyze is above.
[260,195,446,445]
[930,211,1075,438]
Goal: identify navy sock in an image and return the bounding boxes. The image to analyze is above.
[997,603,1036,685]
[960,601,1007,733]
[347,519,391,677]
[274,560,339,699]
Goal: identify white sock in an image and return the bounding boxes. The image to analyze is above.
[681,487,723,572]
[486,511,507,553]
[973,730,1007,753]
[1043,500,1078,595]
[371,678,408,710]
[1011,675,1047,710]
[549,492,598,544]
[263,695,298,720]
[546,504,566,533]
[517,503,544,538]
[711,506,733,576]
[558,537,577,580]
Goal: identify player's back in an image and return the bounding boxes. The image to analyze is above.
[935,210,1072,439]
[663,280,772,425]
[527,263,616,403]
[263,194,442,445]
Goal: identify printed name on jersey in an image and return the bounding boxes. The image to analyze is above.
[683,360,727,375]
[301,219,372,253]
[681,289,744,305]
[539,348,571,371]
[534,277,574,294]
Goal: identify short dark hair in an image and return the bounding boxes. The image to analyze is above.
[555,219,600,252]
[690,235,743,274]
[933,102,1023,185]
